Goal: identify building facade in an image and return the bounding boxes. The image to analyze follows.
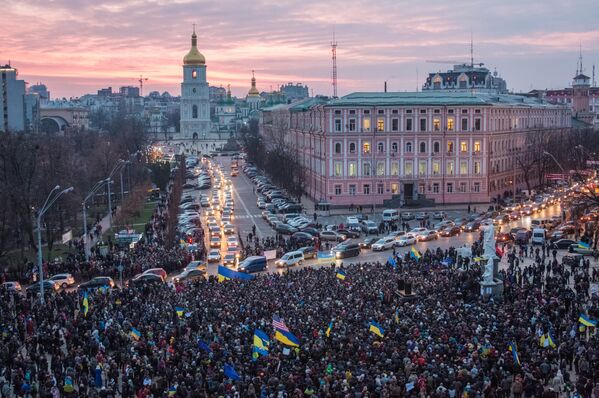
[423,64,507,93]
[180,28,211,140]
[1,64,26,132]
[280,82,309,102]
[262,92,571,206]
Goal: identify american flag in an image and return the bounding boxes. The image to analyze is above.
[272,315,289,332]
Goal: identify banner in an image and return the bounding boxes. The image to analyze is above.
[264,250,277,260]
[62,230,73,244]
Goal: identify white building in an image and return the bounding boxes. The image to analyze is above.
[180,28,211,140]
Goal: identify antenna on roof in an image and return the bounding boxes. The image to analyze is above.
[593,64,596,87]
[470,29,474,68]
[331,28,338,98]
[578,42,583,75]
[416,67,419,92]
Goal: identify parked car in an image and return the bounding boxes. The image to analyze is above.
[432,211,446,220]
[360,237,378,249]
[361,220,379,234]
[515,229,531,244]
[297,246,316,260]
[337,229,360,239]
[274,223,298,235]
[129,273,164,286]
[415,212,428,221]
[275,251,304,268]
[396,233,417,247]
[173,268,205,283]
[291,231,314,244]
[402,212,415,220]
[550,239,577,250]
[142,268,167,281]
[78,277,115,290]
[319,230,344,242]
[372,236,396,251]
[463,221,481,232]
[26,280,60,293]
[331,242,361,259]
[48,273,76,289]
[418,230,438,241]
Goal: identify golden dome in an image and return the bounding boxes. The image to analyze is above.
[248,71,260,96]
[183,30,205,65]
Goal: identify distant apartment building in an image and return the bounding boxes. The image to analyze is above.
[261,91,571,205]
[28,83,50,101]
[423,64,507,93]
[0,64,39,133]
[280,82,309,102]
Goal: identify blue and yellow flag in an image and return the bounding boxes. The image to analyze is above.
[369,321,384,338]
[168,386,177,396]
[578,314,597,327]
[410,246,421,260]
[336,269,346,280]
[217,265,256,282]
[394,308,400,324]
[577,241,590,249]
[508,342,520,366]
[388,256,397,269]
[539,333,556,348]
[175,307,185,318]
[130,327,141,341]
[274,329,300,347]
[325,321,333,338]
[252,329,270,359]
[82,292,89,317]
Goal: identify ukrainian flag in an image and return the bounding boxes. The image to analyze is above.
[168,386,177,396]
[175,307,185,318]
[540,333,557,348]
[410,246,421,260]
[336,269,346,281]
[394,308,400,324]
[217,265,256,282]
[274,329,300,347]
[130,327,141,340]
[369,321,384,338]
[578,314,597,327]
[577,241,590,249]
[252,329,270,359]
[325,321,333,338]
[82,292,89,317]
[508,342,521,366]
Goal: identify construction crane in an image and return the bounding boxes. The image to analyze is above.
[138,75,149,96]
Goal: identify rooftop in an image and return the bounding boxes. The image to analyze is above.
[326,91,565,109]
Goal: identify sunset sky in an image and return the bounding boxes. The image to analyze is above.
[2,0,599,99]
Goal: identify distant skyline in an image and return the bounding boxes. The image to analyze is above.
[2,0,599,99]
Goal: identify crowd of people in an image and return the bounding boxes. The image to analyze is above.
[1,236,598,397]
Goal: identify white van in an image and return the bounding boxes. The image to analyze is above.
[382,209,399,222]
[531,228,546,245]
[275,251,304,268]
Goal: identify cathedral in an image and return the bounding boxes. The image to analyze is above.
[179,28,212,140]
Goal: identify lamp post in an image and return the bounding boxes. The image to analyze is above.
[106,160,126,229]
[36,185,73,303]
[83,179,110,262]
[119,161,131,202]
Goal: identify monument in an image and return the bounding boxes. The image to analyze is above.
[480,224,503,299]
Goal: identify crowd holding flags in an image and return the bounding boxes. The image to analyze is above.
[174,307,185,318]
[578,313,597,328]
[410,246,421,260]
[130,327,141,341]
[197,339,212,353]
[82,292,89,317]
[224,363,240,381]
[368,321,385,337]
[335,269,346,281]
[217,265,256,282]
[539,333,557,348]
[508,342,521,366]
[325,321,333,338]
[252,329,270,359]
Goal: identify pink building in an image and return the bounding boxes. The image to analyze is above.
[261,91,571,206]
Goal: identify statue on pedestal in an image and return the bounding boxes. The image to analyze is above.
[481,224,497,283]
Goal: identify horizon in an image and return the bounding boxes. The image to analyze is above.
[2,0,599,99]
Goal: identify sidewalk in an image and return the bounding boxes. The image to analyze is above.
[299,194,492,217]
[82,210,114,249]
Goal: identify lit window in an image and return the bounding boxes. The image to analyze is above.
[474,161,481,174]
[348,162,357,177]
[376,161,385,176]
[363,118,371,131]
[432,161,440,175]
[447,141,454,153]
[363,141,371,154]
[192,70,197,79]
[391,162,399,176]
[460,161,468,175]
[418,161,427,176]
[334,162,342,177]
[447,161,454,175]
[474,141,481,152]
[447,118,455,131]
[405,161,413,176]
[377,118,384,131]
[433,118,440,131]
[460,141,468,152]
[391,183,399,194]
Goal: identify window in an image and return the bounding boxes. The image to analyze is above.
[377,118,385,131]
[420,118,426,131]
[391,118,399,131]
[419,142,426,153]
[433,118,440,131]
[377,184,384,195]
[192,104,198,119]
[447,161,454,175]
[349,143,356,153]
[432,161,440,175]
[363,118,371,131]
[474,140,481,152]
[420,109,427,114]
[349,118,356,131]
[335,142,341,154]
[335,185,342,195]
[349,110,356,115]
[334,162,342,177]
[376,161,385,176]
[363,184,370,195]
[461,118,468,131]
[362,141,371,154]
[192,69,197,79]
[405,142,412,153]
[349,184,356,195]
[433,183,440,193]
[363,162,371,176]
[447,117,455,131]
[406,118,413,131]
[378,109,385,114]
[391,161,399,176]
[348,162,357,177]
[418,160,427,176]
[459,182,467,192]
[406,109,413,114]
[460,161,468,175]
[433,142,440,153]
[418,183,425,194]
[460,141,468,152]
[473,182,481,192]
[335,119,342,132]
[377,142,384,153]
[335,110,341,115]
[473,161,481,174]
[447,141,454,153]
[391,142,398,153]
[391,183,399,194]
[474,118,481,131]
[447,183,453,193]
[434,109,440,114]
[404,161,413,176]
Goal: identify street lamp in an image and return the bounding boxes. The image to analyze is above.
[36,185,73,303]
[82,178,110,262]
[119,161,131,202]
[542,151,566,174]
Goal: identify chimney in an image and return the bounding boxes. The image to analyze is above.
[384,81,387,93]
